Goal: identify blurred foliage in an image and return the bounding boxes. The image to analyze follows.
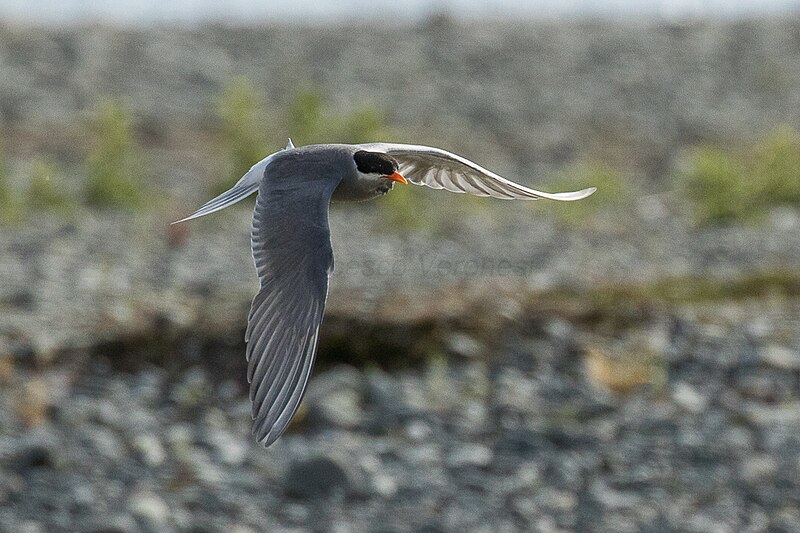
[28,157,73,212]
[379,183,493,236]
[682,146,749,224]
[287,87,387,146]
[85,100,146,209]
[380,185,431,232]
[682,125,800,225]
[0,148,23,224]
[287,88,324,145]
[543,162,630,227]
[214,77,269,195]
[752,125,800,205]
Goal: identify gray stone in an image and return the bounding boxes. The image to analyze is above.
[446,333,483,358]
[445,443,493,468]
[672,381,708,413]
[202,427,248,466]
[132,434,166,467]
[10,444,55,471]
[305,365,365,430]
[88,514,139,533]
[739,454,778,484]
[128,490,170,526]
[284,456,351,499]
[760,344,800,370]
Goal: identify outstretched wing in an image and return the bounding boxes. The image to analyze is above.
[360,143,596,201]
[246,170,340,447]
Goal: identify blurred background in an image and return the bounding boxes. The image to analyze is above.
[1,1,800,532]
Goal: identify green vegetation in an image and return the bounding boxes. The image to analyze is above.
[682,146,748,224]
[85,100,146,209]
[287,88,324,145]
[682,125,800,225]
[287,87,387,146]
[543,162,631,227]
[0,149,23,224]
[380,185,431,231]
[27,157,72,212]
[215,78,269,194]
[752,125,800,205]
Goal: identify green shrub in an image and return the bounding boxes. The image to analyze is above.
[752,125,800,206]
[287,88,326,146]
[28,157,72,211]
[544,162,629,226]
[380,183,431,232]
[682,146,750,225]
[215,78,269,194]
[338,106,385,144]
[0,150,10,207]
[0,150,22,224]
[85,100,145,209]
[682,125,800,225]
[287,87,387,145]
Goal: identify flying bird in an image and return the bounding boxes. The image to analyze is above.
[174,139,596,447]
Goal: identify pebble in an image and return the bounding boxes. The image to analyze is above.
[445,443,493,468]
[128,491,170,526]
[206,428,248,466]
[672,382,708,413]
[760,344,800,370]
[446,333,483,358]
[11,444,55,471]
[740,454,778,484]
[305,366,365,429]
[132,434,166,467]
[284,456,351,499]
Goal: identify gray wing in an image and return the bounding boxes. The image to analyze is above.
[360,143,596,201]
[246,173,339,447]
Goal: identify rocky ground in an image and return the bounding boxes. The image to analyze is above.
[1,294,799,532]
[2,18,800,533]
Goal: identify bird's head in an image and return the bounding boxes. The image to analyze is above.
[353,150,407,194]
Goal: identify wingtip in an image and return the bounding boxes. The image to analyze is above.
[253,424,279,448]
[170,214,195,225]
[554,186,597,201]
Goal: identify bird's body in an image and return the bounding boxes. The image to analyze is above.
[175,140,595,447]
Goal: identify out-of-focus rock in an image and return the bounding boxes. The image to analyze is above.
[284,456,351,499]
[760,344,800,370]
[128,490,171,528]
[304,365,365,430]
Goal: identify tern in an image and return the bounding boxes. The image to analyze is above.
[175,139,596,447]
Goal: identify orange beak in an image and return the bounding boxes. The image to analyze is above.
[384,171,407,185]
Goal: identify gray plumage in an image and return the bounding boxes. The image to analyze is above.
[174,141,596,447]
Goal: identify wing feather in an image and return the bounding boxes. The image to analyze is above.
[246,169,339,447]
[360,143,596,201]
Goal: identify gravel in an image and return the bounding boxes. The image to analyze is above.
[1,297,798,532]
